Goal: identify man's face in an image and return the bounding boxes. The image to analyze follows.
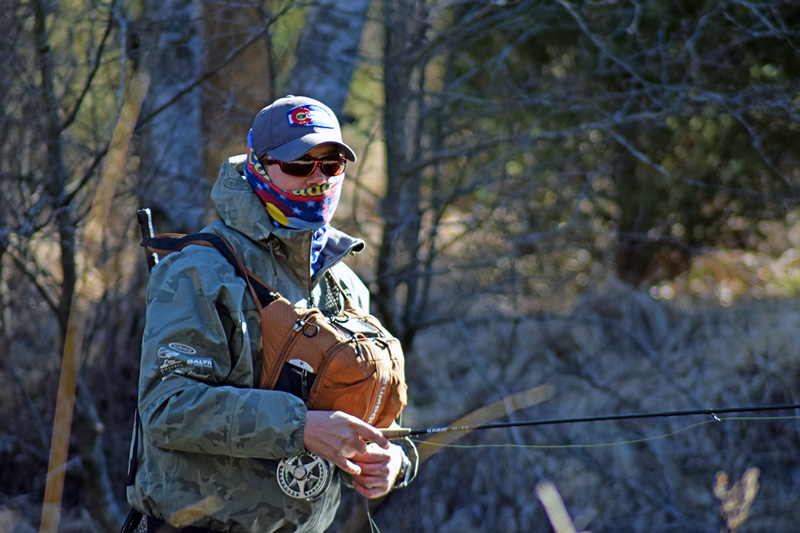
[266,143,344,191]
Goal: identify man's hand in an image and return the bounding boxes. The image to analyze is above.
[350,442,405,499]
[303,410,390,476]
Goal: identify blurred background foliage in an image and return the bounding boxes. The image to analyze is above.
[1,0,799,531]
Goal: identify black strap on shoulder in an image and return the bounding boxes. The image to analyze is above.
[125,409,141,486]
[119,507,143,533]
[140,232,277,307]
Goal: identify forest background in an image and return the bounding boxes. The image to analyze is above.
[1,1,799,532]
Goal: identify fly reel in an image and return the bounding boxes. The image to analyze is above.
[276,452,333,500]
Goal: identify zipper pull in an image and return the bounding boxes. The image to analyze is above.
[293,318,320,338]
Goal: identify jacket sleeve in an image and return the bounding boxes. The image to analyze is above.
[138,245,307,459]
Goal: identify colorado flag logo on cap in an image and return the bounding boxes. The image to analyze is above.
[287,104,335,128]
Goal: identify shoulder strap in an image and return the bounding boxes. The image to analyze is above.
[140,232,278,308]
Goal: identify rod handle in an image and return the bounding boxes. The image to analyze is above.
[380,428,413,439]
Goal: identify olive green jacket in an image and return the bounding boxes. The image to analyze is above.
[127,155,373,532]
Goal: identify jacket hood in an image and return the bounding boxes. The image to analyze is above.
[210,155,365,285]
[211,154,287,243]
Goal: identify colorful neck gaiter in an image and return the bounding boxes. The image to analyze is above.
[242,131,344,274]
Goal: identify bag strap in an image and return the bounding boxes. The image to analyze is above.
[141,232,278,308]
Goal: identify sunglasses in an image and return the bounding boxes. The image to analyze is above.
[263,155,347,178]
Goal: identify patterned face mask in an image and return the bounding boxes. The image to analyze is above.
[243,131,344,273]
[243,131,344,231]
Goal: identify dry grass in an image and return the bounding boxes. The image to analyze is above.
[337,282,800,532]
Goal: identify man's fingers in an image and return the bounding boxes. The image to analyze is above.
[353,478,390,499]
[351,442,392,463]
[329,454,361,476]
[302,410,390,474]
[340,439,368,458]
[344,460,362,476]
[356,423,390,449]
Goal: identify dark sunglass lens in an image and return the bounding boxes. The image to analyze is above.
[321,159,346,176]
[281,160,315,177]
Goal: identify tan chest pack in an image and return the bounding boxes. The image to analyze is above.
[142,232,407,429]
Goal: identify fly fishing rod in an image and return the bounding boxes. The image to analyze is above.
[380,403,800,439]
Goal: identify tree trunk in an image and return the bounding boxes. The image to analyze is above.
[287,0,371,117]
[32,0,75,341]
[375,0,426,347]
[136,0,208,232]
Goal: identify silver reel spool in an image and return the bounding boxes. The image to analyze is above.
[276,452,333,500]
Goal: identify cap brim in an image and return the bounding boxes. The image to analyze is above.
[267,134,357,162]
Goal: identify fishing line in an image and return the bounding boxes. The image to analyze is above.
[407,414,800,450]
[381,403,800,439]
[365,497,381,533]
[357,407,800,533]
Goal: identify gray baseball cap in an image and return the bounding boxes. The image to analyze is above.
[250,95,357,162]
